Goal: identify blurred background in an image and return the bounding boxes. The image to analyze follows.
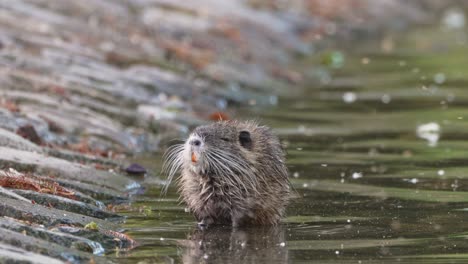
[2,0,468,263]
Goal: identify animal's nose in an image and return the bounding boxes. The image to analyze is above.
[190,139,201,146]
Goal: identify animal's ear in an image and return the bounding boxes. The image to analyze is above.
[239,131,252,150]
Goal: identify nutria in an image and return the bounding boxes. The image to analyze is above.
[163,120,290,227]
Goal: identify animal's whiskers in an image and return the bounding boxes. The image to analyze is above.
[161,144,184,195]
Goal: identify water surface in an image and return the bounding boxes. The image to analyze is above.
[117,26,468,263]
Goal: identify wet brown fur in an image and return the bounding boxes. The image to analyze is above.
[163,120,290,227]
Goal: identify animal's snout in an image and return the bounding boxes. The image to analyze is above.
[190,139,202,147]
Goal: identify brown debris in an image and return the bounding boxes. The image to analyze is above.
[211,21,243,43]
[107,203,131,213]
[66,139,109,158]
[208,111,230,121]
[0,170,77,200]
[0,99,20,112]
[93,163,113,171]
[16,124,43,145]
[0,175,41,192]
[271,68,303,84]
[105,51,135,67]
[48,85,69,98]
[39,115,64,134]
[305,0,364,19]
[103,229,137,248]
[163,41,214,69]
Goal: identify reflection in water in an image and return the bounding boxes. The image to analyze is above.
[416,122,440,147]
[181,226,288,264]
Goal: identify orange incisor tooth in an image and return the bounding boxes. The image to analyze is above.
[191,152,197,163]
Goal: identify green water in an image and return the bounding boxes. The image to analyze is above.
[117,27,468,263]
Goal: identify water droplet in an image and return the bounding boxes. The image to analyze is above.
[335,250,340,255]
[95,201,105,209]
[293,172,300,178]
[352,172,363,179]
[381,94,391,104]
[343,92,357,103]
[442,8,466,29]
[438,170,445,176]
[409,178,419,184]
[160,237,165,241]
[452,180,459,191]
[321,164,328,167]
[434,73,446,84]
[302,183,309,188]
[279,242,286,247]
[325,51,344,68]
[416,122,440,147]
[88,241,105,256]
[126,181,141,190]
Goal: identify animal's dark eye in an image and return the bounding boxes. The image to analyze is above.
[220,137,230,142]
[239,131,252,149]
